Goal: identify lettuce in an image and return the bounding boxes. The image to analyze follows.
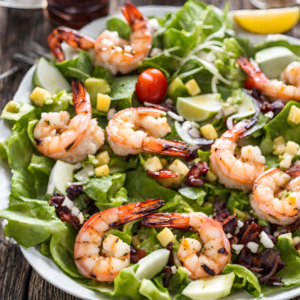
[56,50,94,82]
[1,101,35,122]
[108,151,139,174]
[140,279,171,300]
[109,75,138,109]
[222,264,261,297]
[28,155,55,199]
[106,17,131,40]
[260,101,300,155]
[0,197,65,248]
[124,166,177,203]
[0,141,8,161]
[83,174,127,209]
[139,54,181,79]
[178,187,206,207]
[163,23,202,58]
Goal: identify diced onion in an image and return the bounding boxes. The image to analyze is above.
[247,242,259,253]
[71,206,80,217]
[167,111,184,122]
[107,108,117,120]
[78,212,84,224]
[62,196,74,211]
[232,244,244,255]
[260,231,274,249]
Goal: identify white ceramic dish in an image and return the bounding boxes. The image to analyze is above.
[1,5,300,300]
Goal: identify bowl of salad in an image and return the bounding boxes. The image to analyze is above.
[2,2,300,300]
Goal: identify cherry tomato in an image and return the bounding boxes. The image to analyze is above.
[135,68,168,104]
[244,76,254,90]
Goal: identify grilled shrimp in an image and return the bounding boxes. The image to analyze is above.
[251,163,300,225]
[106,107,190,157]
[238,56,300,102]
[48,2,152,75]
[281,61,300,87]
[33,80,104,163]
[210,120,266,193]
[142,212,231,279]
[74,199,164,282]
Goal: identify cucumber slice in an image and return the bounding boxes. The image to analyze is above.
[255,46,299,79]
[47,160,80,196]
[74,163,94,183]
[226,91,256,129]
[32,58,71,93]
[136,249,169,280]
[182,273,235,300]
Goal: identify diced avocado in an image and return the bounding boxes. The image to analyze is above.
[185,79,201,96]
[255,46,299,79]
[29,87,52,107]
[95,164,110,177]
[200,124,218,140]
[96,93,111,112]
[96,151,110,166]
[136,249,170,280]
[167,77,189,102]
[182,273,235,300]
[206,170,217,183]
[157,228,176,247]
[85,78,111,107]
[143,156,163,172]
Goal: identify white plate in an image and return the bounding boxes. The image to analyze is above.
[1,5,300,300]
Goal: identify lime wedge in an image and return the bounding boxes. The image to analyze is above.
[176,94,222,122]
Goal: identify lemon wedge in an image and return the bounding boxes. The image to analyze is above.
[233,7,300,34]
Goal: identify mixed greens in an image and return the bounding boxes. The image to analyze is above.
[3,1,300,299]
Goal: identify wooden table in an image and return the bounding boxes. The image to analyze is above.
[1,0,300,299]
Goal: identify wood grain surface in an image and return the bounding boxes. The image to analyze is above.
[0,1,300,299]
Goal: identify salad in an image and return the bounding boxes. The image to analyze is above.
[2,1,300,300]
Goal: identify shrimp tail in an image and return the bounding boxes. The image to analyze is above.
[72,80,92,114]
[111,199,165,226]
[143,137,191,157]
[121,1,147,30]
[237,56,269,89]
[48,27,95,62]
[222,119,254,141]
[142,213,195,231]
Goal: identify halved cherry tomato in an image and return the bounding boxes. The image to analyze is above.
[244,76,255,90]
[136,68,168,104]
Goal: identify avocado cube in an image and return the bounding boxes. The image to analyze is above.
[167,77,189,102]
[85,78,111,106]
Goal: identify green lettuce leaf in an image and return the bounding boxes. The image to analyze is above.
[140,279,171,300]
[0,196,65,248]
[260,101,300,155]
[1,101,35,122]
[28,154,55,199]
[222,264,261,297]
[56,50,94,82]
[124,166,177,203]
[83,174,127,209]
[0,141,8,161]
[109,75,138,109]
[106,17,131,40]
